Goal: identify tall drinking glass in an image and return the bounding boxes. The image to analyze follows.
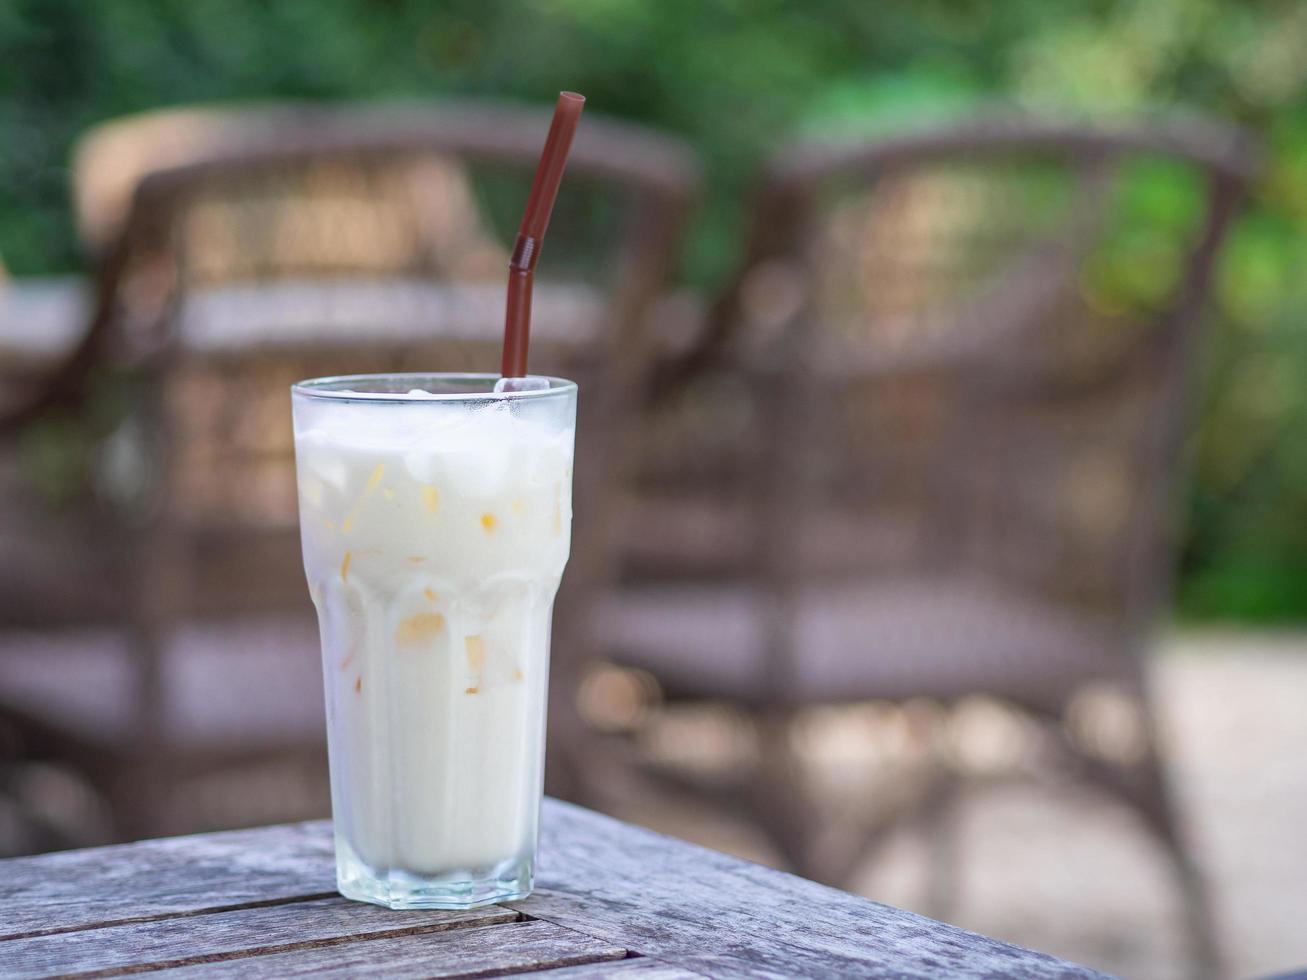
[291,373,576,909]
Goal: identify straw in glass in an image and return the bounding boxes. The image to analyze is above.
[500,91,586,379]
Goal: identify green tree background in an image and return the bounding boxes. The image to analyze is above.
[2,0,1304,620]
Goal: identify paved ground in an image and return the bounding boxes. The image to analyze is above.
[607,631,1307,980]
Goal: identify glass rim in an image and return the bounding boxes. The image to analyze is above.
[291,372,577,404]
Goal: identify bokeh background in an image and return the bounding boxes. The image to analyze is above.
[1,4,1305,980]
[3,0,1306,617]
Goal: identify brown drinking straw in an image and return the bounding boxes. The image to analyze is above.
[501,91,586,378]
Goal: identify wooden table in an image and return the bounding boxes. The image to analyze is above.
[0,798,1106,978]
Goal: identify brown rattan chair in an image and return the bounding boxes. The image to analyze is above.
[0,100,699,843]
[597,114,1258,976]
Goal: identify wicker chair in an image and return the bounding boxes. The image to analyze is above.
[0,100,699,842]
[598,115,1257,976]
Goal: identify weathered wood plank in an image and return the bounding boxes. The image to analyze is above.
[141,920,626,979]
[0,801,1109,978]
[508,799,1110,980]
[0,821,335,941]
[0,895,513,979]
[529,958,705,978]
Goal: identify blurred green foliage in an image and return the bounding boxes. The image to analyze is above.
[1,0,1304,620]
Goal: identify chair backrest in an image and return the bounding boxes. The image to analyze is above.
[721,115,1257,655]
[68,101,700,618]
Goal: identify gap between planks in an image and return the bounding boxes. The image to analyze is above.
[39,914,539,979]
[74,920,634,980]
[0,895,661,979]
[0,887,556,945]
[0,891,344,944]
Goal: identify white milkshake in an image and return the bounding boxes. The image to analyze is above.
[292,374,575,909]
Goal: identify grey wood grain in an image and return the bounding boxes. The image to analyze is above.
[0,800,1111,979]
[529,958,705,978]
[142,920,626,979]
[507,799,1112,980]
[0,895,513,978]
[0,821,335,940]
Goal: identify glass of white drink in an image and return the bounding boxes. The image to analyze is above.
[291,373,575,909]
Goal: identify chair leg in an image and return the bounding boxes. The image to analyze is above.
[1055,706,1224,980]
[115,618,170,843]
[919,769,965,922]
[745,710,820,879]
[105,757,164,842]
[748,711,969,894]
[544,657,619,807]
[816,759,967,914]
[544,715,595,805]
[1134,739,1224,980]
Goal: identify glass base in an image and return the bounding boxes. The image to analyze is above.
[335,839,533,910]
